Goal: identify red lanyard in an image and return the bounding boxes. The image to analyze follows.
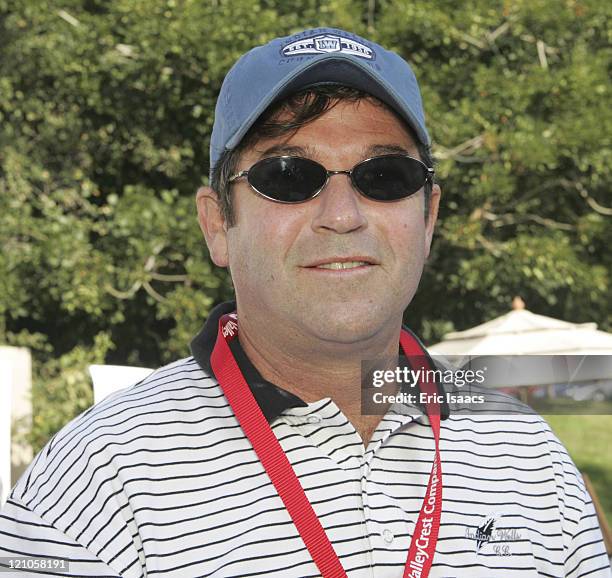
[211,313,442,578]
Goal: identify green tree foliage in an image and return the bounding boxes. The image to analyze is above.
[0,0,610,451]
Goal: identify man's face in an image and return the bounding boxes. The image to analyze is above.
[199,98,440,348]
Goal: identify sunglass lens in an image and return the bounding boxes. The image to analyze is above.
[248,157,327,202]
[353,155,428,201]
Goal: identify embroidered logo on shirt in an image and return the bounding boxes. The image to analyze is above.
[465,512,522,555]
[282,34,374,60]
[474,514,496,550]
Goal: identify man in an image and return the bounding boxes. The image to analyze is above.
[0,27,609,578]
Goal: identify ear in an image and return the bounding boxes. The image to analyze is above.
[196,186,229,267]
[424,183,441,259]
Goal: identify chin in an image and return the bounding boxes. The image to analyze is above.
[304,304,395,345]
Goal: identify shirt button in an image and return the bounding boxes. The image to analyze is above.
[307,415,321,424]
[382,529,394,543]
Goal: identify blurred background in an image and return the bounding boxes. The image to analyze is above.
[0,0,610,531]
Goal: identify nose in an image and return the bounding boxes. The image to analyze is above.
[311,173,368,234]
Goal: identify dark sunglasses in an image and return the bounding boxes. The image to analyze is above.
[228,154,434,204]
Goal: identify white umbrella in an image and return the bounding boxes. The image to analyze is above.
[431,297,612,356]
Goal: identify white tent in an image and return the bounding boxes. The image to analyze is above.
[431,297,612,356]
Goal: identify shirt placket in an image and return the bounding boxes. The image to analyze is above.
[281,399,376,576]
[362,407,423,576]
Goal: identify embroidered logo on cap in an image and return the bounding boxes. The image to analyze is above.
[282,34,374,60]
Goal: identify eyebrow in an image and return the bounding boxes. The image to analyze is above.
[255,142,417,161]
[256,144,315,159]
[366,144,415,157]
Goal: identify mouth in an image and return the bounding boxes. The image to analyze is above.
[312,260,372,270]
[303,257,379,272]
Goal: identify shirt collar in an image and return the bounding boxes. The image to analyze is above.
[190,301,308,422]
[190,300,449,423]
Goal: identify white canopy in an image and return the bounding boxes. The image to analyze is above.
[431,298,612,356]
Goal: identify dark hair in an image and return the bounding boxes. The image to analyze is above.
[210,85,435,227]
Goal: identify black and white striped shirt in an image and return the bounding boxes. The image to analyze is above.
[1,302,610,577]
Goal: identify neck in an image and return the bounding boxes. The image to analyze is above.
[236,308,402,445]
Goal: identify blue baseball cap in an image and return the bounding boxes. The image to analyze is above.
[209,27,430,176]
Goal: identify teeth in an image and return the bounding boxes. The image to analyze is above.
[316,261,369,270]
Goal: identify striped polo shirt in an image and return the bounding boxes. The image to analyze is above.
[0,302,609,577]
